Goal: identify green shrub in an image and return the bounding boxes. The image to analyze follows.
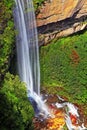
[0,73,34,130]
[0,0,15,80]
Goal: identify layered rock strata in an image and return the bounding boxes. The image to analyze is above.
[36,0,87,45]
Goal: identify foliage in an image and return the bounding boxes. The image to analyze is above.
[33,0,45,10]
[0,0,15,81]
[0,73,34,130]
[40,31,87,105]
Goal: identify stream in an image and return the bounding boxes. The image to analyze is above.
[33,94,87,130]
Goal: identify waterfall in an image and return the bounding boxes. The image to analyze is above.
[14,0,50,117]
[13,1,87,127]
[14,0,40,95]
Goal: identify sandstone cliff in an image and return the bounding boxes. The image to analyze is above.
[36,0,87,45]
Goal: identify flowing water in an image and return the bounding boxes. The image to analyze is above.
[14,0,49,117]
[14,0,40,95]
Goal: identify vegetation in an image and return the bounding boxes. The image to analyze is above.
[0,0,15,81]
[0,73,34,130]
[40,31,87,105]
[33,0,45,10]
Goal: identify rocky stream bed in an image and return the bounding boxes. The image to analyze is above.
[33,94,87,130]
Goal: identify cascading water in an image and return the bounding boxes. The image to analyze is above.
[14,0,40,95]
[14,0,49,117]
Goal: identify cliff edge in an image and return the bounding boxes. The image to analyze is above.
[36,0,87,44]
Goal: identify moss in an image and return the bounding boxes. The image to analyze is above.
[40,31,87,104]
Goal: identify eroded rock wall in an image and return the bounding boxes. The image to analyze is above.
[36,0,87,45]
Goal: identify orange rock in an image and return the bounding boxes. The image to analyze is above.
[47,108,65,130]
[37,0,87,27]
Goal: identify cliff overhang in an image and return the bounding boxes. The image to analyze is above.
[36,0,87,45]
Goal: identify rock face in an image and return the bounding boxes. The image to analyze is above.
[36,0,87,45]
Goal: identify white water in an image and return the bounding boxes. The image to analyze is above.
[56,100,87,130]
[14,0,50,117]
[14,0,40,95]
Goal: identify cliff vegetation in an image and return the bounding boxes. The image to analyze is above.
[40,30,87,115]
